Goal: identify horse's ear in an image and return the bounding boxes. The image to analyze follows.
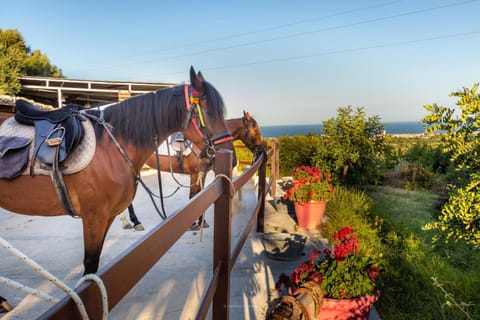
[197,71,205,82]
[244,110,251,120]
[190,66,204,94]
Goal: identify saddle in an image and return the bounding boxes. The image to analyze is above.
[13,99,87,217]
[15,99,85,164]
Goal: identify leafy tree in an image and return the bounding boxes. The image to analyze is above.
[0,28,62,95]
[422,84,480,248]
[0,29,26,95]
[318,106,387,185]
[23,49,62,77]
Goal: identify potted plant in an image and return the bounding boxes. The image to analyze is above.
[274,227,380,319]
[283,165,335,229]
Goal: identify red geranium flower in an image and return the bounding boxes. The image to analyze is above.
[275,226,381,300]
[283,166,336,204]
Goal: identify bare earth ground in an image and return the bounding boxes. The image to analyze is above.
[1,170,380,319]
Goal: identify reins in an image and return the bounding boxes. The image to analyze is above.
[83,111,168,219]
[152,136,168,219]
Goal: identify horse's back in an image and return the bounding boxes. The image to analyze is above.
[0,134,136,217]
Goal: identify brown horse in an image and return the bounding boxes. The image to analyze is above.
[0,67,234,274]
[120,111,263,230]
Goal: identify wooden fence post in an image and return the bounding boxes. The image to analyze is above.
[256,148,267,233]
[212,149,233,320]
[268,138,280,197]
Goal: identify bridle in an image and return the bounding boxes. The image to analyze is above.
[148,85,235,218]
[182,84,233,165]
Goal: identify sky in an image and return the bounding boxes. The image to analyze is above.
[1,0,479,126]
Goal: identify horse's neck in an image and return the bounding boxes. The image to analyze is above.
[116,143,152,173]
[227,118,244,141]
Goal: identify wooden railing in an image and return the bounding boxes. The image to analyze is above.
[236,138,279,196]
[37,147,273,320]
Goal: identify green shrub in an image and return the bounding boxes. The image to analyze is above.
[323,186,383,265]
[278,134,327,177]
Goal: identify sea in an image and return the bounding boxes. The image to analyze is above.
[260,121,424,138]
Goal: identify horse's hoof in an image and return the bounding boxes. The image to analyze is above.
[188,223,201,231]
[0,299,13,313]
[134,224,145,231]
[123,223,133,229]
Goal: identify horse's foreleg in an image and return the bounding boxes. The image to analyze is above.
[81,215,115,274]
[190,172,209,228]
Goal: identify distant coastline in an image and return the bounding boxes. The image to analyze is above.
[260,122,424,138]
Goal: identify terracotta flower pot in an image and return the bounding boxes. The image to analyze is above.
[316,291,380,320]
[294,200,327,230]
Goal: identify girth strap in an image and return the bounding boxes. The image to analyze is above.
[50,144,78,217]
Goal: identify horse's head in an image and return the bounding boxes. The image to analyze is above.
[241,111,263,151]
[239,110,265,161]
[182,66,236,167]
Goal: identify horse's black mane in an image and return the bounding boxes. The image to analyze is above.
[202,80,226,122]
[87,81,226,148]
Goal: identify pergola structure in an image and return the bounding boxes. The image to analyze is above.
[17,76,177,108]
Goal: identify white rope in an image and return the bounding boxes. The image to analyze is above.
[0,276,59,304]
[75,274,109,320]
[0,236,109,320]
[196,171,205,187]
[215,173,236,198]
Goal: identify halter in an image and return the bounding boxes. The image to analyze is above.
[183,85,233,163]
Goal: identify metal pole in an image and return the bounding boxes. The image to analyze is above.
[57,88,62,108]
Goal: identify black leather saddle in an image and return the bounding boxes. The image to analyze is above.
[13,99,87,217]
[15,99,86,164]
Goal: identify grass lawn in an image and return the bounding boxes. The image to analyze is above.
[367,186,480,320]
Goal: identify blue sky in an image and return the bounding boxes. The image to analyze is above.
[1,0,479,125]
